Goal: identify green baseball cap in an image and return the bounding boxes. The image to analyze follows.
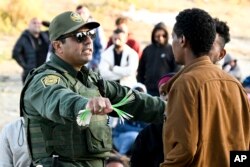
[49,11,100,41]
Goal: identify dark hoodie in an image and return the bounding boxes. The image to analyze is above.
[137,22,181,96]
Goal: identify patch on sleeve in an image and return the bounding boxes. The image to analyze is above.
[41,75,60,87]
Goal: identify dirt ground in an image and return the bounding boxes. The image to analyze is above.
[0,60,22,130]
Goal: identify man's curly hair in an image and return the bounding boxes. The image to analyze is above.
[173,8,216,57]
[214,18,230,47]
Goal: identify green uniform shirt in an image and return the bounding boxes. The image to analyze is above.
[22,53,165,167]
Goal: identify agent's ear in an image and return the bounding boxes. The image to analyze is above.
[219,48,226,60]
[52,41,63,54]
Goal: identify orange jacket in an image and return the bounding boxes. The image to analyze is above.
[161,56,250,167]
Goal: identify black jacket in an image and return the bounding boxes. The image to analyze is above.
[137,22,180,94]
[130,123,164,167]
[12,30,49,73]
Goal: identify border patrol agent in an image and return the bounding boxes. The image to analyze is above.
[20,11,166,167]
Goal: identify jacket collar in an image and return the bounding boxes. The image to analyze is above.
[163,56,212,93]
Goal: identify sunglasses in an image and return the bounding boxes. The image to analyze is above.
[58,29,96,43]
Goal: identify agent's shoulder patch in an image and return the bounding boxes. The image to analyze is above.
[41,75,60,87]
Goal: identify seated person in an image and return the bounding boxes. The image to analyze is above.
[0,117,31,167]
[222,54,242,81]
[242,76,250,100]
[99,28,139,88]
[130,73,175,167]
[112,83,148,156]
[106,16,141,58]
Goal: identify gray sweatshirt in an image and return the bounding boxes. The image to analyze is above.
[0,117,31,167]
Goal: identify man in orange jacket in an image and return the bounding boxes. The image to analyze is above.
[160,8,250,167]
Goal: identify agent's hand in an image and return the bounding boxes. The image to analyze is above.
[86,97,113,115]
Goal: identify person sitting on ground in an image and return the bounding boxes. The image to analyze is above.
[99,28,139,88]
[242,75,250,100]
[130,73,175,167]
[112,83,148,156]
[222,53,242,81]
[106,16,141,58]
[0,117,31,167]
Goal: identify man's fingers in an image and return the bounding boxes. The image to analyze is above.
[86,97,112,114]
[85,97,113,114]
[104,98,112,109]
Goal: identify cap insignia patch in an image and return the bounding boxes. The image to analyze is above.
[41,75,60,87]
[70,12,83,22]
